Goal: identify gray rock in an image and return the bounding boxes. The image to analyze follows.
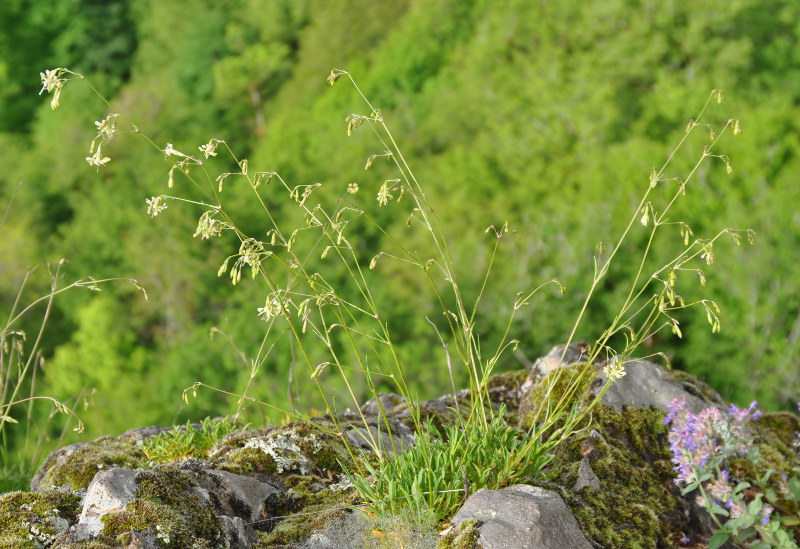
[206,469,279,522]
[520,342,591,393]
[30,442,87,492]
[572,457,601,492]
[124,529,159,549]
[344,419,415,455]
[220,515,257,549]
[301,511,371,549]
[360,393,405,416]
[74,467,139,540]
[592,357,721,415]
[451,484,593,549]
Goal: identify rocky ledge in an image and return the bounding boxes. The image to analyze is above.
[2,345,799,548]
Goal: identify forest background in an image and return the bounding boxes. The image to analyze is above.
[1,0,799,490]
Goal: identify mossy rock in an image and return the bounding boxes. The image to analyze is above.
[32,436,147,492]
[546,404,690,548]
[438,518,480,549]
[517,362,597,432]
[100,464,224,548]
[210,420,353,479]
[0,490,80,548]
[255,477,359,547]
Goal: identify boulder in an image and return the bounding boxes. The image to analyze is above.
[591,357,724,415]
[450,484,593,549]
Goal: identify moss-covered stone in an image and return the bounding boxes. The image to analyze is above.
[517,362,597,432]
[546,404,685,548]
[100,465,223,548]
[34,436,147,491]
[210,421,353,479]
[437,518,480,549]
[0,490,80,548]
[254,482,358,547]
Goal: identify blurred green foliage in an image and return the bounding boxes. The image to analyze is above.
[2,0,799,478]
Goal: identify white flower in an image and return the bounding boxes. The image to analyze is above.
[94,114,119,139]
[347,182,359,194]
[199,138,222,158]
[39,69,64,95]
[146,196,168,217]
[163,143,189,159]
[603,358,627,381]
[85,145,111,168]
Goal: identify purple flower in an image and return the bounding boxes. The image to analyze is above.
[727,400,762,422]
[760,504,773,526]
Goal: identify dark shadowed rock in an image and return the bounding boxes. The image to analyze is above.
[451,484,593,549]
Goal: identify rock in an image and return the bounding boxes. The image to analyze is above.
[343,419,415,455]
[360,393,405,415]
[572,457,601,491]
[451,484,594,549]
[520,342,591,393]
[74,467,139,540]
[205,469,279,522]
[220,515,257,549]
[591,357,723,414]
[125,529,159,549]
[30,441,87,492]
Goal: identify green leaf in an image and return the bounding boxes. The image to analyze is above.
[708,531,730,549]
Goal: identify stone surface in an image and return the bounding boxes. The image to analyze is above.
[520,342,591,393]
[572,457,601,491]
[343,419,415,455]
[592,357,721,414]
[206,468,278,522]
[74,467,139,540]
[451,484,594,549]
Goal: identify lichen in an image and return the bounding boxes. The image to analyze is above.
[100,465,223,548]
[0,490,81,548]
[210,421,352,478]
[35,436,147,491]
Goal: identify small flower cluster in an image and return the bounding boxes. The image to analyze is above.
[665,398,800,548]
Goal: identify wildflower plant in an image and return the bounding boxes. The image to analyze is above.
[40,65,752,523]
[665,397,800,548]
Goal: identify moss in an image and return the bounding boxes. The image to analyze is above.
[101,465,223,548]
[36,436,147,491]
[437,518,480,549]
[547,404,685,548]
[254,482,357,547]
[517,362,597,431]
[0,490,81,547]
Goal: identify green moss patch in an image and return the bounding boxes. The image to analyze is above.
[547,404,684,548]
[517,362,597,432]
[0,490,80,548]
[438,518,480,549]
[35,436,147,491]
